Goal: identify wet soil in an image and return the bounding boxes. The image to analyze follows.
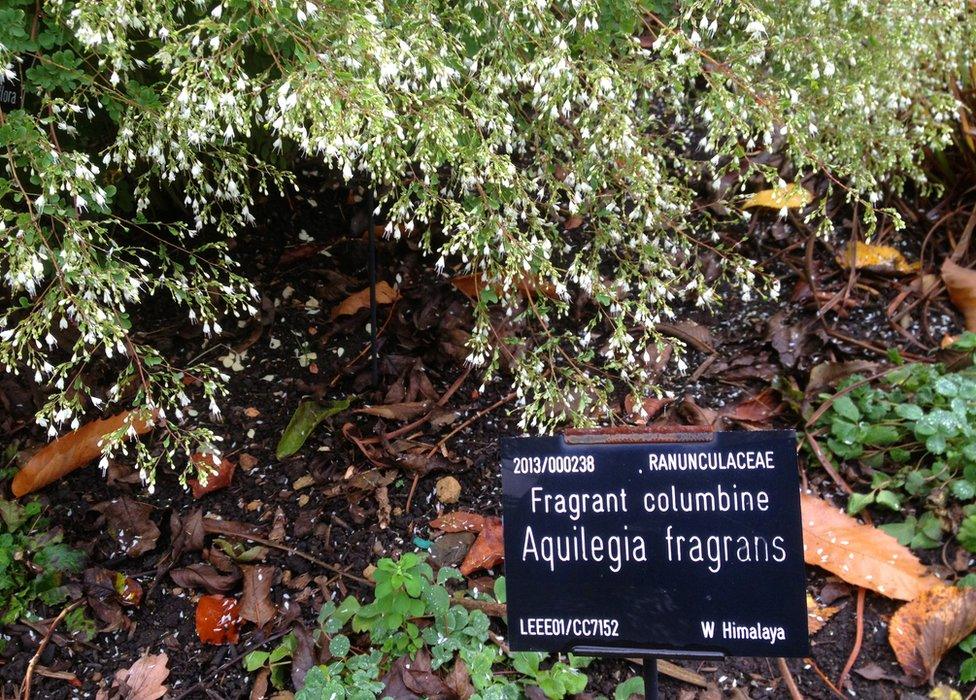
[1,174,973,699]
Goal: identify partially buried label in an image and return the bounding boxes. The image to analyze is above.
[500,430,809,657]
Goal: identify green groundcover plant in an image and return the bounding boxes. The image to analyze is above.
[244,553,609,699]
[1,0,973,483]
[0,497,86,641]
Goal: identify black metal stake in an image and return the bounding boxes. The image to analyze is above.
[366,186,379,388]
[642,657,658,700]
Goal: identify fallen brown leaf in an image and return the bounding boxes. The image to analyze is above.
[430,511,487,533]
[84,567,135,631]
[12,410,155,497]
[942,259,976,332]
[460,517,503,576]
[240,564,277,627]
[889,584,976,684]
[94,498,160,557]
[801,492,940,601]
[330,281,399,320]
[356,402,431,422]
[656,321,714,354]
[382,649,452,700]
[188,454,236,498]
[170,563,241,594]
[806,594,840,636]
[722,388,781,426]
[443,658,475,700]
[450,273,557,301]
[109,652,169,700]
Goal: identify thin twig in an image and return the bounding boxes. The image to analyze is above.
[777,658,804,700]
[805,366,901,428]
[22,600,82,700]
[804,432,853,494]
[804,657,845,699]
[204,521,370,585]
[427,392,517,457]
[837,587,866,691]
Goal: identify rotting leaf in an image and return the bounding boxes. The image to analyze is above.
[430,511,487,534]
[188,454,236,498]
[742,184,813,210]
[330,281,399,320]
[355,401,430,422]
[460,517,504,576]
[240,564,277,627]
[276,398,352,459]
[801,492,940,601]
[195,594,240,644]
[838,242,920,274]
[84,567,135,631]
[12,410,155,497]
[451,273,557,302]
[108,651,169,700]
[721,388,781,426]
[807,594,840,636]
[443,658,475,700]
[170,563,240,594]
[383,649,452,700]
[656,321,714,354]
[942,259,976,332]
[889,584,976,684]
[93,497,160,557]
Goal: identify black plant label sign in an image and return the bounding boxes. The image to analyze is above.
[501,430,809,657]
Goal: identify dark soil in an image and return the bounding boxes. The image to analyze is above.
[2,172,974,700]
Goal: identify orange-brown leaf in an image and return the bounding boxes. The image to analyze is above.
[800,492,940,601]
[450,273,557,301]
[12,410,155,497]
[195,595,240,644]
[330,281,399,320]
[460,517,503,576]
[806,594,840,636]
[430,511,487,533]
[188,454,236,498]
[889,584,976,684]
[942,259,976,332]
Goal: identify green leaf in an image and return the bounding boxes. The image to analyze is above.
[895,404,924,421]
[875,490,901,511]
[276,398,352,459]
[244,650,270,671]
[952,480,976,501]
[879,519,915,546]
[494,576,507,604]
[329,634,351,657]
[0,500,29,532]
[959,515,976,553]
[846,492,875,515]
[34,543,85,573]
[832,396,861,422]
[960,657,976,684]
[614,676,644,700]
[863,425,900,446]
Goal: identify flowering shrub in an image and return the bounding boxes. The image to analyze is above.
[0,0,972,483]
